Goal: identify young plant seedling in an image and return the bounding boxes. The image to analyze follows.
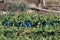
[52,21,57,27]
[5,21,10,27]
[28,21,32,28]
[21,22,26,28]
[45,23,49,27]
[37,22,40,28]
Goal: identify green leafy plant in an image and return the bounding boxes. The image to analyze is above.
[19,2,30,12]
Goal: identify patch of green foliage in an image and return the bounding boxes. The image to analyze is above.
[0,12,60,40]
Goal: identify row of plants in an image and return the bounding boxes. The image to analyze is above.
[0,12,60,32]
[0,26,60,40]
[0,12,60,40]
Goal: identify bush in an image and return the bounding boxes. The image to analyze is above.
[8,2,30,12]
[19,2,30,12]
[9,3,20,11]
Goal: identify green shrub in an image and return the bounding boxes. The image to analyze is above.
[9,2,29,12]
[19,2,30,12]
[9,4,20,11]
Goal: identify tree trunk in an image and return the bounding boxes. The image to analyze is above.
[37,0,46,9]
[42,0,46,6]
